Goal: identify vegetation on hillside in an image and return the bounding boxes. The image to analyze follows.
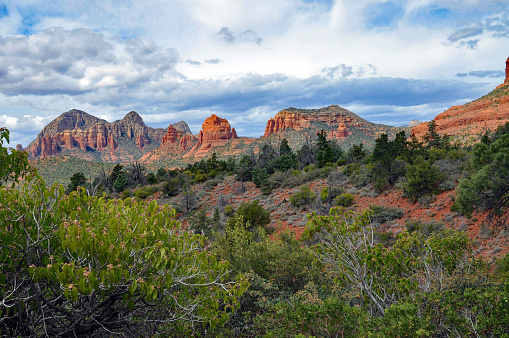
[5,120,509,336]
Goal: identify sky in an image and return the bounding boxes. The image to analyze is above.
[0,0,509,147]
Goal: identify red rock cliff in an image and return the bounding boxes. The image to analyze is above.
[26,110,166,161]
[162,125,181,144]
[412,58,509,141]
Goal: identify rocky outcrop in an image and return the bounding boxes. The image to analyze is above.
[173,121,193,135]
[412,59,509,142]
[329,122,348,139]
[15,144,24,152]
[162,125,181,144]
[263,105,372,138]
[197,114,238,148]
[505,57,509,83]
[26,109,166,162]
[179,135,194,152]
[262,105,402,146]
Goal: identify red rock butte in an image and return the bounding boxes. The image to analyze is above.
[198,114,237,148]
[411,57,509,141]
[262,105,389,141]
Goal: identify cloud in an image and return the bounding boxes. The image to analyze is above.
[321,65,353,78]
[205,59,223,64]
[364,1,404,30]
[186,59,201,65]
[217,27,235,43]
[216,26,263,45]
[459,39,479,49]
[456,70,504,78]
[0,28,182,97]
[447,24,483,42]
[485,13,509,38]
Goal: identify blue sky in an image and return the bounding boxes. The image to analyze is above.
[0,0,509,147]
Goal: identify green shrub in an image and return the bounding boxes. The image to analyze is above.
[369,205,404,223]
[146,172,157,184]
[227,200,271,231]
[405,219,445,236]
[290,185,316,208]
[303,164,316,172]
[333,193,355,207]
[224,204,235,217]
[135,186,152,200]
[121,189,131,199]
[113,173,128,193]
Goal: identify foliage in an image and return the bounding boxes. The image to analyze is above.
[113,172,129,193]
[227,200,271,231]
[455,125,509,219]
[346,142,368,163]
[290,185,317,208]
[403,156,443,201]
[211,220,319,336]
[0,128,33,186]
[259,288,368,337]
[0,179,246,336]
[316,130,334,168]
[146,172,157,184]
[67,171,87,193]
[369,131,408,191]
[305,207,471,317]
[332,193,354,207]
[369,204,405,223]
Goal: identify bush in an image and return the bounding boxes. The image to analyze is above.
[405,219,445,236]
[227,200,271,231]
[369,205,404,223]
[224,204,235,217]
[146,172,157,184]
[404,156,443,201]
[333,193,355,207]
[290,185,317,208]
[135,186,153,200]
[121,189,131,199]
[113,173,129,193]
[0,179,247,336]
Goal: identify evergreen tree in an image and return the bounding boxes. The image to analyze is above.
[316,130,333,167]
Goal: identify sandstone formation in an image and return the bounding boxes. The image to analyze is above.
[263,105,403,147]
[329,122,348,139]
[411,59,509,142]
[25,109,166,162]
[162,125,181,144]
[506,57,509,83]
[15,144,24,152]
[197,114,238,148]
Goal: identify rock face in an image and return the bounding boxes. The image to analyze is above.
[173,121,193,135]
[263,105,404,147]
[26,109,166,162]
[162,125,182,144]
[198,114,238,148]
[329,122,348,139]
[412,59,509,142]
[263,106,376,138]
[141,114,244,164]
[506,57,509,83]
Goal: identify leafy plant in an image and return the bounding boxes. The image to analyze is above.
[290,185,317,208]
